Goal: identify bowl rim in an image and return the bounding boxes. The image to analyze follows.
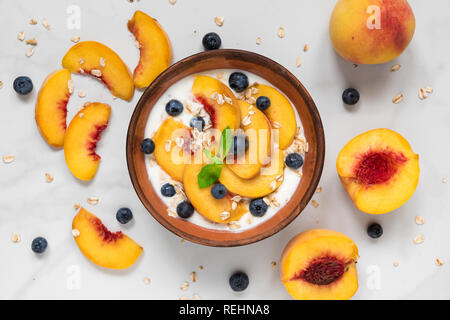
[126,49,325,247]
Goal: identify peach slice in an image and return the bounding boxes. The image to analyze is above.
[227,100,272,179]
[128,11,172,88]
[280,229,359,300]
[219,149,284,198]
[250,83,297,150]
[192,75,241,133]
[336,129,420,214]
[72,208,143,270]
[62,41,134,101]
[35,69,72,148]
[64,102,111,181]
[183,164,248,223]
[153,118,192,182]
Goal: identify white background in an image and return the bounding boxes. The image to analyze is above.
[0,0,449,300]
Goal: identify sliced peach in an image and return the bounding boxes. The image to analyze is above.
[336,129,420,214]
[153,118,192,182]
[72,208,143,270]
[128,11,172,88]
[227,100,272,179]
[192,75,240,133]
[35,69,71,148]
[183,164,248,223]
[250,83,297,150]
[280,229,359,300]
[219,149,284,198]
[62,41,134,101]
[64,102,111,181]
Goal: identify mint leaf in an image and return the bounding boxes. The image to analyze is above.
[219,126,232,160]
[198,163,223,189]
[204,148,221,164]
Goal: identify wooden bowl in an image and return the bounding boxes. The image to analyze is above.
[127,49,325,247]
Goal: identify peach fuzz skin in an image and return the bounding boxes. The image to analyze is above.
[330,0,415,64]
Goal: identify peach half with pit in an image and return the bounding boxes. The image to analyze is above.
[72,208,143,270]
[280,229,359,300]
[336,128,420,214]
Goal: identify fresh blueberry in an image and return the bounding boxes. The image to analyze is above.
[165,99,184,116]
[211,183,227,199]
[161,183,176,197]
[249,198,268,217]
[232,135,249,156]
[140,138,155,154]
[31,237,48,254]
[367,223,383,239]
[190,116,205,131]
[116,207,133,224]
[228,72,249,93]
[285,153,304,169]
[202,32,222,51]
[342,88,360,105]
[229,271,249,292]
[13,76,33,95]
[256,96,271,111]
[177,201,194,219]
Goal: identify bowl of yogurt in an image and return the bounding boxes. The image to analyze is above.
[127,49,325,247]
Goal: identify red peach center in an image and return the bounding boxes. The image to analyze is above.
[293,256,346,285]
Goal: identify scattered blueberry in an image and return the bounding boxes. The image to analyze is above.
[249,198,268,217]
[161,183,176,197]
[228,72,249,93]
[177,201,194,219]
[202,32,222,51]
[285,153,304,169]
[367,223,383,239]
[31,237,48,254]
[190,116,206,131]
[342,88,360,105]
[165,99,184,116]
[229,271,249,292]
[256,96,271,111]
[232,135,249,156]
[116,207,133,224]
[211,183,227,199]
[13,76,33,95]
[140,138,155,154]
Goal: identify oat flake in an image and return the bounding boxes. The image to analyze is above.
[415,215,424,225]
[436,258,444,266]
[11,233,21,243]
[45,173,54,183]
[392,93,403,104]
[214,16,224,27]
[2,155,15,164]
[71,36,80,43]
[278,27,285,38]
[72,229,80,237]
[413,234,424,244]
[87,197,99,205]
[17,31,25,41]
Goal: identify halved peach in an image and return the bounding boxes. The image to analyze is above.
[250,83,297,150]
[72,208,143,270]
[219,149,284,198]
[62,41,134,101]
[183,164,248,223]
[128,11,172,88]
[192,75,241,133]
[35,69,72,148]
[280,229,359,300]
[64,102,111,181]
[153,117,192,182]
[336,129,420,214]
[227,100,272,179]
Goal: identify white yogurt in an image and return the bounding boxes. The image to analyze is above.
[144,69,306,232]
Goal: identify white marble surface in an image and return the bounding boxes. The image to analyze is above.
[0,0,449,300]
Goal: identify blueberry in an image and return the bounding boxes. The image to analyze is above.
[140,138,155,154]
[165,99,184,116]
[161,183,176,197]
[211,183,227,199]
[342,88,360,105]
[228,72,249,93]
[13,76,33,95]
[367,223,383,239]
[232,135,249,156]
[177,201,194,219]
[202,32,222,51]
[116,207,133,224]
[256,96,271,111]
[31,237,48,254]
[189,116,205,131]
[285,153,304,169]
[249,198,268,217]
[229,271,249,292]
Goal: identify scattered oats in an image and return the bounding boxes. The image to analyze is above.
[30,18,37,25]
[180,239,185,244]
[224,95,233,105]
[25,47,35,58]
[99,57,106,68]
[271,261,277,269]
[190,272,197,282]
[231,201,237,211]
[246,214,253,224]
[229,222,241,230]
[231,195,242,202]
[272,121,282,129]
[393,261,399,267]
[79,58,85,65]
[424,86,433,94]
[263,197,271,206]
[66,80,74,95]
[175,137,184,148]
[78,112,84,118]
[270,180,277,191]
[192,293,200,300]
[11,233,21,243]
[143,277,151,284]
[276,174,283,182]
[169,0,177,5]
[353,64,358,68]
[216,94,225,105]
[179,296,189,300]
[79,68,84,73]
[315,186,322,193]
[17,31,25,41]
[436,258,444,266]
[26,38,37,45]
[72,229,80,237]
[256,37,261,45]
[413,234,424,244]
[91,69,102,77]
[71,36,80,43]
[311,200,319,208]
[87,197,99,205]
[167,208,177,218]
[78,90,86,98]
[216,72,224,79]
[392,93,403,104]
[277,27,285,38]
[42,18,50,30]
[199,265,204,270]
[242,115,251,126]
[442,178,447,183]
[180,281,189,291]
[74,203,81,210]
[418,88,427,100]
[45,173,54,183]
[2,155,15,164]
[0,81,3,89]
[214,16,224,27]
[296,56,301,68]
[165,139,172,152]
[303,44,309,52]
[415,215,424,225]
[134,40,141,49]
[220,211,231,221]
[251,87,259,95]
[391,64,401,72]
